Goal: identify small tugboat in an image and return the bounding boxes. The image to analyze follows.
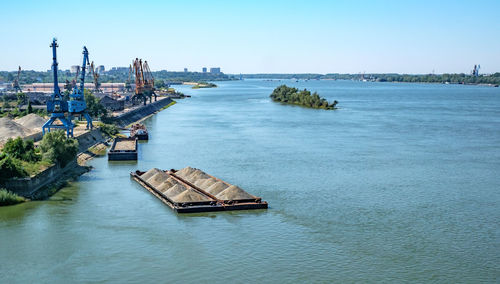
[130,123,149,140]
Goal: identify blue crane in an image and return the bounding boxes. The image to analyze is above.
[68,46,93,130]
[42,38,73,137]
[42,38,93,137]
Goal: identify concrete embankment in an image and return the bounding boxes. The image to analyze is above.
[1,129,105,199]
[1,98,176,200]
[112,97,173,127]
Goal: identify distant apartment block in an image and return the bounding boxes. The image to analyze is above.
[70,65,80,73]
[210,67,221,74]
[202,67,207,73]
[97,65,105,73]
[184,68,188,72]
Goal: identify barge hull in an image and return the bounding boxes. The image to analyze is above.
[131,170,268,213]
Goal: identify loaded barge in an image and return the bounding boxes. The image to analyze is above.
[108,137,138,161]
[131,167,268,213]
[130,123,148,140]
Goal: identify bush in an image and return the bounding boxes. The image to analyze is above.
[270,85,338,110]
[99,123,119,137]
[40,131,79,167]
[0,154,27,180]
[2,137,40,162]
[0,189,25,206]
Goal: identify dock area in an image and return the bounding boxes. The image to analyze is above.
[108,137,138,161]
[131,167,268,213]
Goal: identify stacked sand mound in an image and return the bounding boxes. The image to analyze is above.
[206,181,229,195]
[141,168,211,203]
[175,166,256,201]
[0,117,32,143]
[216,185,255,200]
[15,114,46,133]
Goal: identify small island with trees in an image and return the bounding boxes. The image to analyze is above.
[192,82,217,89]
[270,85,338,110]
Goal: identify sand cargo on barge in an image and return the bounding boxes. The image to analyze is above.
[131,167,268,213]
[108,137,138,161]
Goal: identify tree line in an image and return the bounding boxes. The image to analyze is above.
[270,85,338,110]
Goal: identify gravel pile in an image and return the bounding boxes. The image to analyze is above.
[141,167,211,203]
[216,185,255,200]
[172,188,210,203]
[206,181,229,195]
[146,170,171,188]
[175,166,256,201]
[0,117,32,143]
[141,167,257,203]
[15,114,46,131]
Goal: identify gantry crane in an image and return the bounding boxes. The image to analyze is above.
[42,38,93,137]
[125,64,133,92]
[68,46,93,130]
[13,66,22,93]
[71,66,80,90]
[89,61,102,93]
[132,58,155,105]
[42,38,73,136]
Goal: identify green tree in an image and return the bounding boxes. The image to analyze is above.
[27,99,33,114]
[0,154,27,180]
[40,131,79,167]
[84,89,107,119]
[2,137,40,162]
[16,92,27,106]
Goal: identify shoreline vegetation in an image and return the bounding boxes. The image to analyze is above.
[0,97,176,206]
[191,82,217,89]
[0,188,25,206]
[270,85,338,110]
[241,73,500,86]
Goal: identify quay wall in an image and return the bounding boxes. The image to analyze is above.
[113,97,173,127]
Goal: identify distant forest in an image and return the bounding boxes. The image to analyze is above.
[0,69,236,85]
[241,73,500,85]
[2,69,500,86]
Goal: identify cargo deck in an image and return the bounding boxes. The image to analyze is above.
[108,137,138,160]
[131,167,268,213]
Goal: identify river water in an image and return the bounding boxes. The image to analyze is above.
[1,80,499,283]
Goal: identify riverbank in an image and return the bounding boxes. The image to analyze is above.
[183,82,217,89]
[0,97,177,204]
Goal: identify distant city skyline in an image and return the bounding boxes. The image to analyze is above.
[1,0,499,74]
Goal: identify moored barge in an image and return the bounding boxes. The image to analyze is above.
[108,137,138,161]
[130,123,148,140]
[131,167,268,213]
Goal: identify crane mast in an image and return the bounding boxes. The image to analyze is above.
[13,66,22,92]
[42,38,73,136]
[68,46,93,130]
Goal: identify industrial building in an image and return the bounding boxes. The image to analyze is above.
[210,67,221,74]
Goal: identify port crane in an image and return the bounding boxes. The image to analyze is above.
[472,64,481,77]
[132,58,155,105]
[13,66,22,93]
[68,46,93,131]
[125,64,133,92]
[71,66,80,90]
[42,39,73,136]
[89,61,102,93]
[42,38,93,137]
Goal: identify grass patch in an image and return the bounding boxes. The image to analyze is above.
[98,123,120,138]
[0,189,26,206]
[160,101,176,110]
[21,159,53,177]
[89,144,107,156]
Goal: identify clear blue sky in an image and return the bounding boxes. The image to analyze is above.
[1,0,499,74]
